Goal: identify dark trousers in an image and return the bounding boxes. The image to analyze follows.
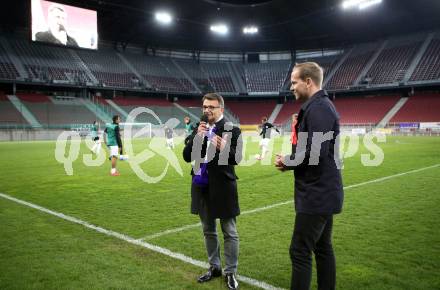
[290,213,336,290]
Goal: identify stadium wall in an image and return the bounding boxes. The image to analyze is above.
[0,129,65,141]
[0,128,188,141]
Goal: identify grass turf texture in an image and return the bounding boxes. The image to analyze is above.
[0,135,439,289]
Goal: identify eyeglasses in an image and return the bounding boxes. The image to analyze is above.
[202,105,221,111]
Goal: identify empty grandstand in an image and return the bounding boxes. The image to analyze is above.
[76,48,138,88]
[409,33,440,83]
[0,32,439,96]
[390,93,440,123]
[0,2,438,138]
[244,60,291,93]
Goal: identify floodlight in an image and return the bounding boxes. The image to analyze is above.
[342,0,382,10]
[210,24,228,35]
[243,26,258,34]
[155,11,172,25]
[359,0,382,10]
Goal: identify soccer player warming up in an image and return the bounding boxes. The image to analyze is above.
[257,117,279,160]
[104,115,123,176]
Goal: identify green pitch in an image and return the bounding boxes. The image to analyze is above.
[0,135,439,289]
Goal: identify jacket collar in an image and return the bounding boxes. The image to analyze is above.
[207,115,224,128]
[300,89,328,111]
[215,117,225,128]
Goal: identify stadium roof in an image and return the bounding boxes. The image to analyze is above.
[5,0,440,52]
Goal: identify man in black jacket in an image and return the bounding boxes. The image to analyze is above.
[183,93,242,290]
[275,62,344,290]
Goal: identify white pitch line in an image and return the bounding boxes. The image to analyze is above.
[0,192,284,290]
[142,222,202,240]
[138,163,440,241]
[342,163,440,190]
[138,200,293,241]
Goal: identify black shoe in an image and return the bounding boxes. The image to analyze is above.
[225,273,239,290]
[197,266,222,283]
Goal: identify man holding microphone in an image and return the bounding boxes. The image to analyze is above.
[183,93,242,290]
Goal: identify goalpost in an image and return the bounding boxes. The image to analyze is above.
[120,122,153,139]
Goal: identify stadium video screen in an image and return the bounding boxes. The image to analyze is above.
[31,0,98,49]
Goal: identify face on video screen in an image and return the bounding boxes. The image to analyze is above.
[31,0,98,49]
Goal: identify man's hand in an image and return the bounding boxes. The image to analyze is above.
[197,122,208,136]
[211,135,227,151]
[274,153,287,172]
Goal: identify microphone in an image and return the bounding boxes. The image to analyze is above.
[199,114,217,140]
[200,114,209,123]
[195,114,208,128]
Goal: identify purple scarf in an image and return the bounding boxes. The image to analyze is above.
[192,126,217,187]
